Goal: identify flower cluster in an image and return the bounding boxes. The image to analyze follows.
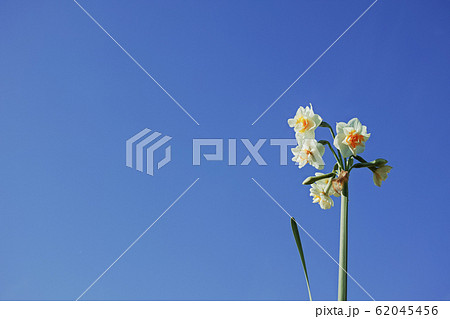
[288,104,325,170]
[288,104,391,210]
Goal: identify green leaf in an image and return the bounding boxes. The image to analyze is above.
[291,217,312,301]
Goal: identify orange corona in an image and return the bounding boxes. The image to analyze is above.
[345,130,365,149]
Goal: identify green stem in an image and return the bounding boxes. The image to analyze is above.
[338,152,345,170]
[318,140,343,169]
[351,156,387,173]
[338,181,348,301]
[319,121,336,139]
[354,155,366,163]
[319,121,345,167]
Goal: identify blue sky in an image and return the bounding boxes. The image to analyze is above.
[1,0,449,301]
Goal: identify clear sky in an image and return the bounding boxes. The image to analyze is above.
[1,0,449,301]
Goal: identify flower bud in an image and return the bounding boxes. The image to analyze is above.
[352,158,388,169]
[302,172,335,185]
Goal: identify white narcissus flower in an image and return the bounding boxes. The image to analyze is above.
[333,118,371,158]
[372,165,392,187]
[310,174,335,210]
[287,104,322,141]
[292,139,325,170]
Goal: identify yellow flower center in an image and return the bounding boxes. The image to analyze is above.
[296,116,310,133]
[345,130,365,149]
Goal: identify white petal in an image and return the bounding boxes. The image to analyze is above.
[312,114,322,127]
[304,105,312,116]
[312,156,325,170]
[291,146,301,155]
[296,107,305,116]
[301,138,314,147]
[295,133,306,145]
[333,133,345,150]
[297,160,307,168]
[336,122,346,135]
[348,118,360,129]
[354,143,366,155]
[288,118,296,127]
[340,144,353,158]
[316,142,325,156]
[303,130,315,140]
[361,125,368,135]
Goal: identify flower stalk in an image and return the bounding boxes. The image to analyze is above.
[338,180,348,301]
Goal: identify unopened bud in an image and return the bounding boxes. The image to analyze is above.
[352,158,388,169]
[302,172,335,185]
